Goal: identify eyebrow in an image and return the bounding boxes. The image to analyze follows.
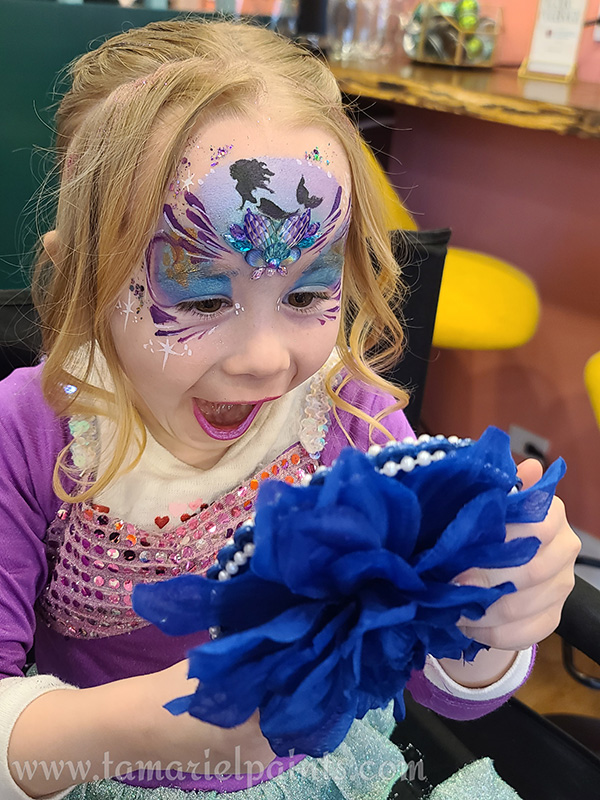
[186,261,240,281]
[300,260,341,277]
[290,254,343,289]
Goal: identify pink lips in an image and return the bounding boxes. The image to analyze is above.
[193,397,279,441]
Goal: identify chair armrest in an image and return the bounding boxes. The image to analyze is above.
[556,575,600,665]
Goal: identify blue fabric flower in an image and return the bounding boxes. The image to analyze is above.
[133,427,565,758]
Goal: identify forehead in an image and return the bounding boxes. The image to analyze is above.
[165,116,351,227]
[145,117,351,301]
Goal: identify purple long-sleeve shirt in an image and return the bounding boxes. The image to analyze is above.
[0,365,530,794]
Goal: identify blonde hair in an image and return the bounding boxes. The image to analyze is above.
[33,18,409,503]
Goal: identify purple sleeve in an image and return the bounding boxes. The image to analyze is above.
[405,648,536,720]
[321,379,414,464]
[0,366,65,678]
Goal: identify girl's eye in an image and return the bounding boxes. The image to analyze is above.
[287,291,329,310]
[177,298,229,316]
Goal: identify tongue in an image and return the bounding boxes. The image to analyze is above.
[196,400,255,428]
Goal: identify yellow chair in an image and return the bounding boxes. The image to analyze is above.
[365,146,540,350]
[585,352,600,429]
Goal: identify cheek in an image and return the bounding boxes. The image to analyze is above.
[111,280,221,377]
[296,316,341,372]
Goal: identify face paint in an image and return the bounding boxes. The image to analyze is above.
[110,118,351,468]
[317,278,342,325]
[146,156,347,303]
[285,242,344,325]
[115,277,146,331]
[305,145,332,166]
[130,278,145,313]
[143,337,194,370]
[209,143,234,168]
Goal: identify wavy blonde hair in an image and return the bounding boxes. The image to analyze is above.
[33,18,409,503]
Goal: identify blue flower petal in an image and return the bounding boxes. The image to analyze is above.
[133,426,564,759]
[506,457,566,523]
[332,550,425,595]
[132,571,296,636]
[261,648,358,757]
[414,489,507,578]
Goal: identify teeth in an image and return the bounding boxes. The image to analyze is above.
[197,400,255,427]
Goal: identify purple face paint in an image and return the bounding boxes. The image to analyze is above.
[316,277,342,326]
[144,155,348,341]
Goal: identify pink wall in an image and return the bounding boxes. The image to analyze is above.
[388,104,600,536]
[497,0,600,83]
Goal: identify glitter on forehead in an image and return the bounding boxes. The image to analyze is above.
[305,146,331,167]
[209,144,234,167]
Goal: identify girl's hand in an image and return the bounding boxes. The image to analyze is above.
[452,458,581,651]
[125,660,276,775]
[8,661,275,799]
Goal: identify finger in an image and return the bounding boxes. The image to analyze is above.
[455,528,578,594]
[516,457,543,490]
[454,499,576,591]
[503,495,565,544]
[460,603,566,651]
[457,569,575,630]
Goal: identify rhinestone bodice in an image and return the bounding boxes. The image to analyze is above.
[37,445,318,640]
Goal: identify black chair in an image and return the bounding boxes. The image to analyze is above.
[0,288,42,381]
[382,229,449,432]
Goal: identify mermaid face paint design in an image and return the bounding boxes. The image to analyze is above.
[146,153,349,343]
[109,118,351,469]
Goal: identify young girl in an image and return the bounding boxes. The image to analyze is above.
[0,18,579,800]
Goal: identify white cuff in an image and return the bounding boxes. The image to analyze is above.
[423,646,534,701]
[0,675,78,800]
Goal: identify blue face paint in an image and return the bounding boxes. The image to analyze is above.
[291,264,342,291]
[146,231,236,307]
[187,274,233,300]
[290,251,344,292]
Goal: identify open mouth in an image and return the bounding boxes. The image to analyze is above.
[193,399,265,441]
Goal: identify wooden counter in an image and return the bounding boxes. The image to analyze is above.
[329,58,600,139]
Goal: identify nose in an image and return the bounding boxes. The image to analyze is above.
[221,317,291,382]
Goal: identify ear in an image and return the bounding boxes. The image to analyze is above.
[42,230,59,264]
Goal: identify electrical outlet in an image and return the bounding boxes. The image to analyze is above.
[508,425,550,462]
[595,3,600,44]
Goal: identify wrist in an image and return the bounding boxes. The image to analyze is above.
[436,648,519,688]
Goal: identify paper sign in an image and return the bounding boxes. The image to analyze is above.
[522,0,587,81]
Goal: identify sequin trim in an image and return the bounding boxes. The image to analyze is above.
[38,445,318,640]
[299,352,340,458]
[68,415,100,474]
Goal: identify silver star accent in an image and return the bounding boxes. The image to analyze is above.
[121,295,136,331]
[156,338,183,370]
[182,174,195,191]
